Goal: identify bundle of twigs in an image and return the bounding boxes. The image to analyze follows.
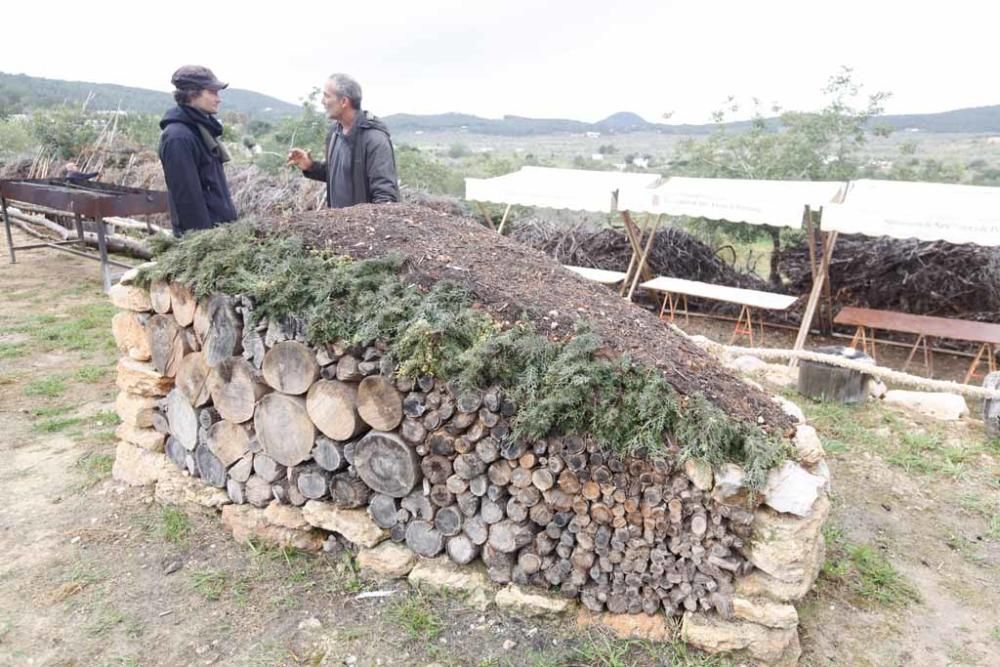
[778,235,1000,322]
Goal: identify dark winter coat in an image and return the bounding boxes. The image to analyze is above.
[302,111,400,207]
[158,106,238,235]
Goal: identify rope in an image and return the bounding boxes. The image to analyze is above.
[667,324,1000,401]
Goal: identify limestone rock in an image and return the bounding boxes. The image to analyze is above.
[762,364,798,389]
[115,423,166,453]
[221,504,324,552]
[155,467,230,508]
[682,612,800,666]
[774,396,806,424]
[763,461,826,517]
[746,494,830,586]
[575,608,674,642]
[111,311,151,361]
[730,355,768,374]
[731,597,798,629]
[357,542,418,578]
[108,283,152,312]
[116,358,173,397]
[264,503,311,531]
[712,464,747,505]
[737,536,826,603]
[869,378,888,399]
[117,263,156,286]
[115,391,158,428]
[495,584,575,618]
[684,459,714,491]
[301,500,387,548]
[883,390,969,421]
[407,557,494,610]
[792,425,825,466]
[112,441,169,486]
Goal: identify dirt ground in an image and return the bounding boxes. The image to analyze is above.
[1,227,998,666]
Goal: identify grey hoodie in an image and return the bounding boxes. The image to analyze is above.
[303,111,400,207]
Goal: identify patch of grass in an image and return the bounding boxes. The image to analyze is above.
[76,452,114,488]
[570,631,732,667]
[991,625,1000,642]
[33,415,83,433]
[820,525,919,608]
[160,505,191,544]
[24,375,68,397]
[388,593,443,641]
[92,410,122,427]
[190,569,229,601]
[75,365,111,383]
[103,658,140,667]
[0,342,27,359]
[946,534,985,565]
[20,302,116,353]
[86,605,125,637]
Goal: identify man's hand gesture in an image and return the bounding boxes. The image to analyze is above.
[287,148,314,171]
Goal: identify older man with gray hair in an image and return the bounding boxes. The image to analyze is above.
[288,73,400,207]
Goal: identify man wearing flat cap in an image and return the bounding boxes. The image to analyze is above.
[158,65,238,236]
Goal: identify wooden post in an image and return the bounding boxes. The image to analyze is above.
[789,230,839,367]
[496,204,513,235]
[1,196,14,264]
[626,215,661,301]
[804,206,817,283]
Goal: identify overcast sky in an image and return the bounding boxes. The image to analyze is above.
[3,0,996,123]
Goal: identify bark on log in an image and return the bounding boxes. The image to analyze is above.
[175,352,212,407]
[306,380,368,441]
[148,314,191,377]
[195,444,227,488]
[165,388,199,450]
[209,357,269,423]
[203,294,243,367]
[354,431,421,498]
[254,393,316,467]
[357,376,403,431]
[261,341,319,395]
[169,283,196,327]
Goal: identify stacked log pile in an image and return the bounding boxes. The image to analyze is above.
[111,279,759,617]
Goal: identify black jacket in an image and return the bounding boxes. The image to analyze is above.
[158,106,238,235]
[303,111,400,206]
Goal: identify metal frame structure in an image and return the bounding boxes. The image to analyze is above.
[1,179,169,291]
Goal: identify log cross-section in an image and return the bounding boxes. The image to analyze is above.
[353,431,422,498]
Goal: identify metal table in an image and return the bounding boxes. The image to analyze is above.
[0,178,169,291]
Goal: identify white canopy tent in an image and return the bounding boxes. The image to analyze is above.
[822,179,1000,246]
[464,166,662,214]
[618,177,847,228]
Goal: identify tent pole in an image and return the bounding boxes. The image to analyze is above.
[789,230,839,368]
[497,204,513,235]
[820,207,835,333]
[626,214,662,301]
[619,210,645,296]
[474,202,496,231]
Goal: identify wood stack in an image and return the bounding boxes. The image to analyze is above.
[131,281,754,618]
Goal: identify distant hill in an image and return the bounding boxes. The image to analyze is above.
[0,72,302,120]
[384,106,1000,136]
[5,71,1000,135]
